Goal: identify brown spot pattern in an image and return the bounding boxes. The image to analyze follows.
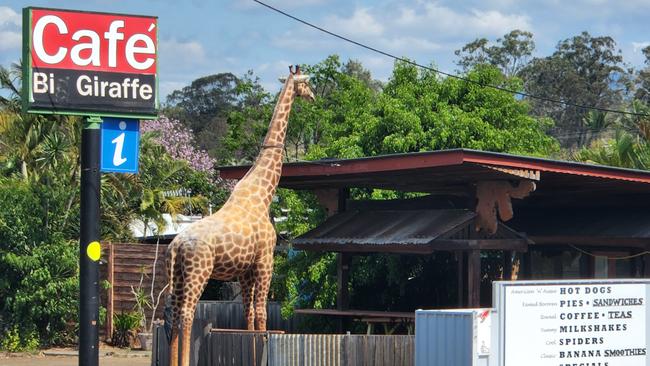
[165,71,314,366]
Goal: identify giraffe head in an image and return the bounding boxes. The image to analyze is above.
[280,65,315,102]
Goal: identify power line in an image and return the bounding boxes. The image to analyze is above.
[253,0,650,118]
[569,244,650,260]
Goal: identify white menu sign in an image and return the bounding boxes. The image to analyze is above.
[499,281,649,366]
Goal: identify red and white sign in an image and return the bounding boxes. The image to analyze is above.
[24,7,158,117]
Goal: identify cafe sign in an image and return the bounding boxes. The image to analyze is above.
[22,7,158,118]
[494,280,650,366]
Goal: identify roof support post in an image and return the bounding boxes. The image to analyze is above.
[468,250,481,308]
[336,252,351,333]
[337,253,351,311]
[503,250,513,280]
[457,251,465,307]
[335,188,350,332]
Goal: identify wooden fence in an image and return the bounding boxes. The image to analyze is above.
[101,242,168,338]
[100,242,302,338]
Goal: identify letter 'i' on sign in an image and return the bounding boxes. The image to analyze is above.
[100,118,139,173]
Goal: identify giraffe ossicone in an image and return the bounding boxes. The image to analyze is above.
[165,65,314,366]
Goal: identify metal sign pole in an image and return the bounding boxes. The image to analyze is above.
[79,116,102,366]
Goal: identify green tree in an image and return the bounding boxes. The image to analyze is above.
[520,32,630,147]
[455,30,535,77]
[164,71,270,160]
[0,180,79,348]
[311,61,557,159]
[575,130,650,170]
[635,46,650,103]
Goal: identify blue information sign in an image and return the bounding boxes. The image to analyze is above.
[101,118,140,173]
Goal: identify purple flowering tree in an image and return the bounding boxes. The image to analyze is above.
[141,115,215,174]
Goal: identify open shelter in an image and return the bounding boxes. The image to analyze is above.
[219,149,650,325]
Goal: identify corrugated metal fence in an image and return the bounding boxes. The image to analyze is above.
[152,326,414,366]
[268,334,414,366]
[152,323,267,366]
[195,301,301,332]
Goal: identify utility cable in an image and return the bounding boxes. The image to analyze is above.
[569,244,650,260]
[253,0,650,118]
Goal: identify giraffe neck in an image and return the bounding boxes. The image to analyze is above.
[226,76,295,211]
[262,76,295,148]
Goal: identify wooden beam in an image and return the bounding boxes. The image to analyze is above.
[530,236,650,248]
[313,189,339,217]
[521,251,532,279]
[294,239,529,254]
[106,242,114,340]
[503,250,513,280]
[433,239,529,251]
[475,180,536,234]
[338,188,349,212]
[467,250,481,307]
[337,253,350,311]
[457,251,465,307]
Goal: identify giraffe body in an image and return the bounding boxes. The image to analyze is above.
[166,66,314,366]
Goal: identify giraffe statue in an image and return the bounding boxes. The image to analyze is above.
[165,65,314,366]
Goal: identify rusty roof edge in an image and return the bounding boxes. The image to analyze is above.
[460,149,650,183]
[218,149,650,184]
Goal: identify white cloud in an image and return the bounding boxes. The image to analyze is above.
[233,0,325,10]
[395,3,531,38]
[632,42,650,53]
[0,7,21,27]
[159,39,207,67]
[0,7,21,52]
[380,37,442,52]
[271,30,339,50]
[0,30,21,51]
[326,8,384,37]
[468,9,531,35]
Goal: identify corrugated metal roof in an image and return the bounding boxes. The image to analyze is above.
[293,210,474,248]
[292,209,529,253]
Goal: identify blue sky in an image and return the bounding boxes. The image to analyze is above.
[2,0,650,99]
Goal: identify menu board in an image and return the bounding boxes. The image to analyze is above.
[501,282,648,366]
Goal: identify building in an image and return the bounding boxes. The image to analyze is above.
[219,149,650,311]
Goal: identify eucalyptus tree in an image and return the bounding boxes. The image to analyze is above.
[455,29,535,78]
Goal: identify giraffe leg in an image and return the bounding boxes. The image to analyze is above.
[178,278,209,366]
[170,290,183,366]
[253,251,274,331]
[178,246,212,366]
[238,271,256,330]
[169,253,183,366]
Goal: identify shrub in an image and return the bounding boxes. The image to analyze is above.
[0,324,39,352]
[0,180,79,347]
[112,312,142,348]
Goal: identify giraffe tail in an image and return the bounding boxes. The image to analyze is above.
[164,243,177,343]
[166,243,176,295]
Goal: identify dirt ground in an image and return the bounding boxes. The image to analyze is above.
[0,356,151,366]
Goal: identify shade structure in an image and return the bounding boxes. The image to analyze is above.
[292,209,530,254]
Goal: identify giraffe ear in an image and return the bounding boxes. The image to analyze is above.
[278,77,287,83]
